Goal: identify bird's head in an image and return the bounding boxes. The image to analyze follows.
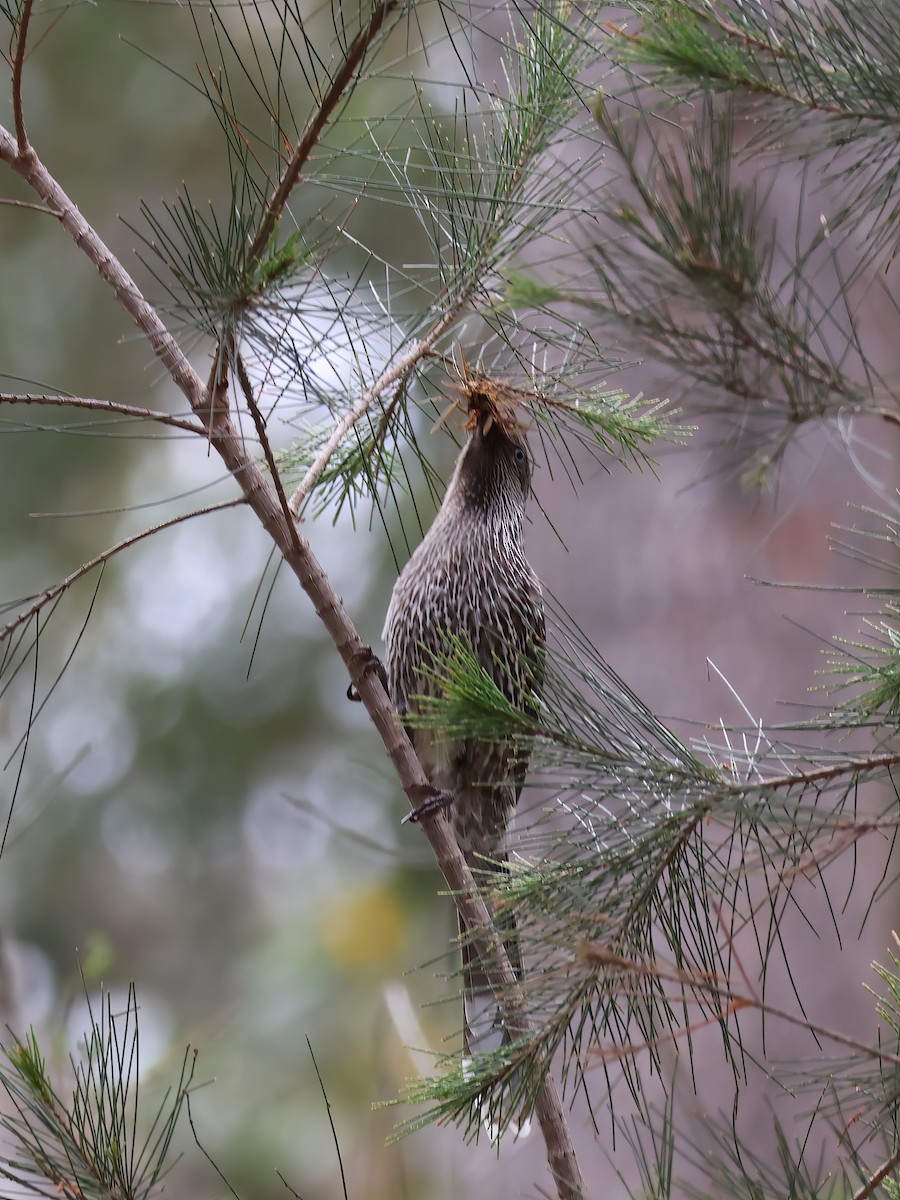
[444,374,533,514]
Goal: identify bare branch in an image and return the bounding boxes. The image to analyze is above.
[1,498,247,647]
[12,0,34,153]
[723,753,900,798]
[1,126,208,422]
[0,392,207,436]
[0,197,55,213]
[246,0,402,267]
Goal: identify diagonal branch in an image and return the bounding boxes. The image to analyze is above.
[0,119,586,1200]
[245,0,402,267]
[1,498,247,647]
[0,125,208,415]
[233,348,302,557]
[287,315,453,514]
[206,398,587,1199]
[720,753,900,799]
[12,0,34,153]
[0,392,207,436]
[851,1150,900,1200]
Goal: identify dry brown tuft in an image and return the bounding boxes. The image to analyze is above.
[433,350,531,437]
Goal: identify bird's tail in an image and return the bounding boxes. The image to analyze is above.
[459,858,532,1140]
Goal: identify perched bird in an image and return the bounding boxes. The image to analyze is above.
[382,386,545,1093]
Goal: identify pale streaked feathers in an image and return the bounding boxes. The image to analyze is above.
[383,410,544,1089]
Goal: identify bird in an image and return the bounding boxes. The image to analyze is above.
[382,378,545,1123]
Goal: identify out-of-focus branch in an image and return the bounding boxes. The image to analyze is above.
[0,119,586,1200]
[0,498,247,647]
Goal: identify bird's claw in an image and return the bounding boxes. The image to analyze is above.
[403,787,454,824]
[346,646,388,701]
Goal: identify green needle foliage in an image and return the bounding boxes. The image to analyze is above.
[399,596,900,1139]
[827,607,900,726]
[503,90,894,470]
[608,0,900,266]
[0,986,195,1200]
[815,512,900,729]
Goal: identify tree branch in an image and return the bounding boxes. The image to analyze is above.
[723,753,900,798]
[851,1149,900,1200]
[287,318,452,514]
[205,398,586,1198]
[12,0,34,153]
[0,120,587,1200]
[0,392,207,436]
[246,0,401,267]
[233,348,303,557]
[0,197,55,213]
[0,498,247,647]
[618,9,900,124]
[0,125,207,415]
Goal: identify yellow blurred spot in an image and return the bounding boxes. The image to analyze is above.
[320,882,405,969]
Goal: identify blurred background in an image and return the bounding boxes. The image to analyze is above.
[1,4,898,1198]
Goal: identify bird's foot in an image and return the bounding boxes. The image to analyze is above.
[402,787,454,825]
[346,645,388,701]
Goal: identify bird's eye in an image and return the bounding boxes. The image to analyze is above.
[514,447,526,463]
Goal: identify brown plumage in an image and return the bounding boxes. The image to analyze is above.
[382,384,545,1073]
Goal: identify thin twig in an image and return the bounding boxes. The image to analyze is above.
[0,118,586,1200]
[306,1039,349,1200]
[0,498,247,647]
[12,0,34,153]
[720,753,900,798]
[582,946,900,1067]
[0,392,207,436]
[234,350,302,557]
[0,197,55,213]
